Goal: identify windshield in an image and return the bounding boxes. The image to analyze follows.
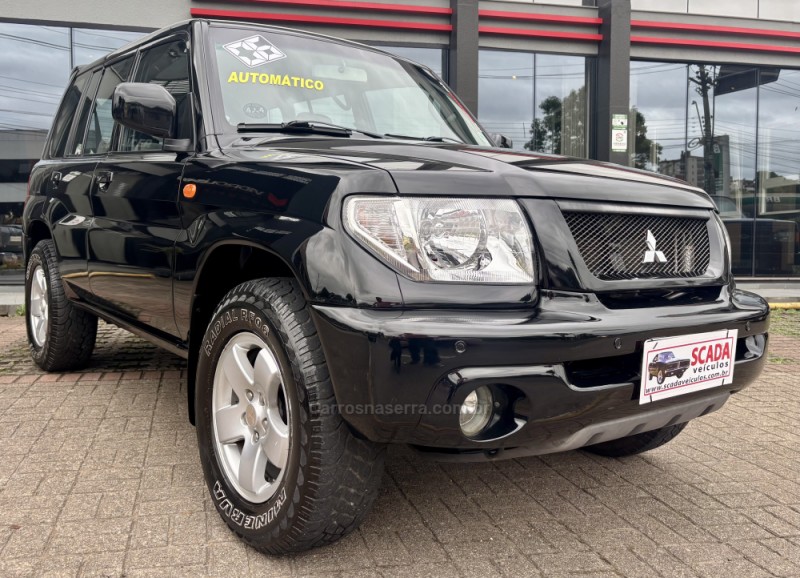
[209,26,492,145]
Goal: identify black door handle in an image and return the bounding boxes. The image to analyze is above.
[96,171,113,191]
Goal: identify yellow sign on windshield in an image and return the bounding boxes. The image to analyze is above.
[227,71,325,91]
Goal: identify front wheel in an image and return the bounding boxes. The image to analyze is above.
[195,278,385,554]
[583,422,688,457]
[657,369,665,384]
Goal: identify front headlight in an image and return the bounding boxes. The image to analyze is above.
[343,196,535,283]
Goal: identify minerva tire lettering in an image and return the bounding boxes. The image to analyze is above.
[195,278,386,553]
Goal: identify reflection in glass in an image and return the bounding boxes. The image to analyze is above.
[72,28,145,67]
[757,68,800,276]
[478,50,589,155]
[630,62,687,173]
[533,54,588,158]
[630,61,799,277]
[0,23,71,264]
[0,24,144,255]
[377,46,444,79]
[478,50,533,150]
[0,23,70,132]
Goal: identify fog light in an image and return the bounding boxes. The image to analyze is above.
[459,386,493,437]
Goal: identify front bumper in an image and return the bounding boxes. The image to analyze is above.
[311,287,769,460]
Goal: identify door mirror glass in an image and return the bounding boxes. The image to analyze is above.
[112,82,176,139]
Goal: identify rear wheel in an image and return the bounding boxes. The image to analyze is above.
[195,278,385,554]
[583,422,688,457]
[26,239,97,371]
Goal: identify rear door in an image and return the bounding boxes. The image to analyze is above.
[38,68,101,296]
[86,36,192,336]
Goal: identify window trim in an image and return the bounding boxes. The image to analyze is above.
[78,52,138,159]
[64,69,102,159]
[114,32,194,155]
[46,70,87,160]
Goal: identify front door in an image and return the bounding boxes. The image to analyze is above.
[85,36,193,336]
[87,155,186,336]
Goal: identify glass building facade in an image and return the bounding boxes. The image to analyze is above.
[0,24,144,223]
[478,50,592,157]
[1,4,798,281]
[631,62,800,277]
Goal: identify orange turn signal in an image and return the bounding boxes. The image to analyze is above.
[183,183,197,199]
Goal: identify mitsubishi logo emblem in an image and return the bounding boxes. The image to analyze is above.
[642,230,667,263]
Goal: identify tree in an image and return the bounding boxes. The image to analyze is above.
[632,109,662,170]
[524,87,586,156]
[525,95,562,153]
[527,87,668,164]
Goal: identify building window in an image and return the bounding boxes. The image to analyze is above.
[0,22,145,275]
[631,61,800,277]
[376,46,445,80]
[478,50,591,156]
[757,68,800,278]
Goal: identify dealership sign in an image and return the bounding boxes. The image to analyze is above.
[640,329,737,404]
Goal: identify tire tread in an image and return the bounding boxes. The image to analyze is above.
[27,240,97,371]
[205,278,385,553]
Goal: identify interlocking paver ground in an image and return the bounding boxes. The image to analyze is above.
[0,313,799,578]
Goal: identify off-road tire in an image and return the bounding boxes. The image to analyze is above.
[583,422,688,457]
[195,278,386,554]
[26,239,97,371]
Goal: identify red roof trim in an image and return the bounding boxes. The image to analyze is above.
[479,26,602,42]
[479,10,602,26]
[631,19,800,41]
[190,7,452,31]
[631,35,800,54]
[201,0,452,16]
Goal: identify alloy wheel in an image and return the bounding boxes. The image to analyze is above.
[212,332,291,503]
[29,265,49,348]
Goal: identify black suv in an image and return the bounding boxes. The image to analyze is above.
[24,19,769,554]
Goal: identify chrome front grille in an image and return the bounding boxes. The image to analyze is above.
[562,212,711,281]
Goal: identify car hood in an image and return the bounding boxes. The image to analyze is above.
[222,138,715,209]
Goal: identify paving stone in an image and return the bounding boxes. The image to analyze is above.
[0,315,797,576]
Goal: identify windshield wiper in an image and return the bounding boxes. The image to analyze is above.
[237,121,350,137]
[237,120,383,139]
[384,133,463,144]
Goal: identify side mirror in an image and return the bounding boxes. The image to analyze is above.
[491,133,513,149]
[112,82,176,139]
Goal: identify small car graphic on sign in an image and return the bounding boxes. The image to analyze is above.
[648,351,691,384]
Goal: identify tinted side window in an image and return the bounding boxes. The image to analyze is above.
[85,56,134,155]
[48,72,90,158]
[119,38,191,152]
[67,71,101,157]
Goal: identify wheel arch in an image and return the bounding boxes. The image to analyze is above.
[24,219,52,261]
[186,241,301,424]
